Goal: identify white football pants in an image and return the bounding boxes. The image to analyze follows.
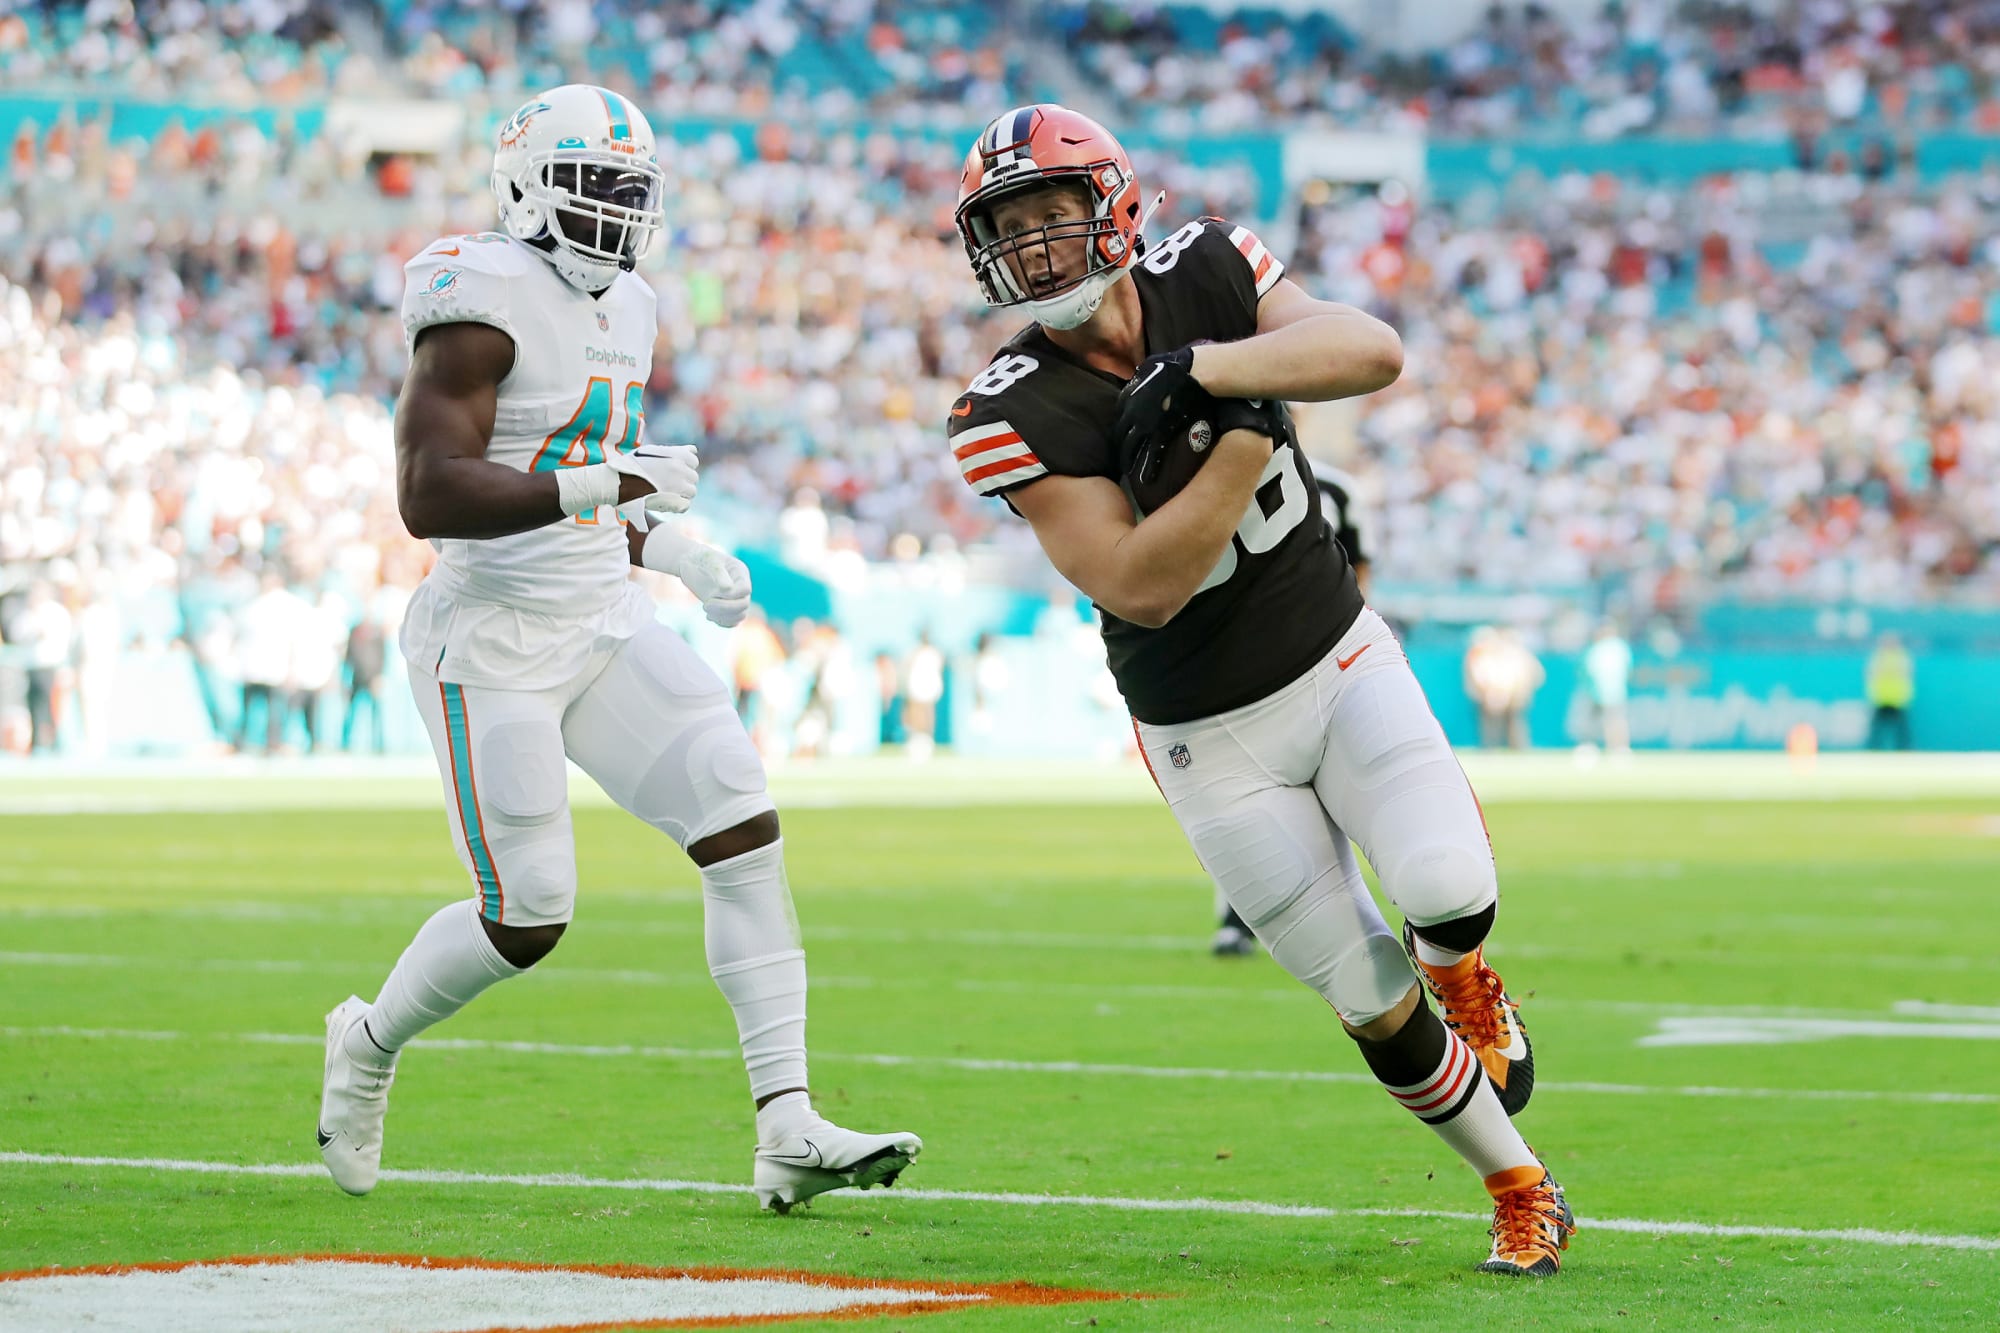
[1134,609,1497,1023]
[411,619,774,926]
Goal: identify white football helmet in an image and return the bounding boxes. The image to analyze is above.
[491,84,666,291]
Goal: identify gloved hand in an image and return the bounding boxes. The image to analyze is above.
[638,527,753,628]
[1113,344,1204,483]
[606,443,699,515]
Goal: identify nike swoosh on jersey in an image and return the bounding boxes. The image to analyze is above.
[951,400,973,417]
[430,246,461,256]
[1336,643,1372,671]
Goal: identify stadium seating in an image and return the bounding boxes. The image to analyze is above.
[2,1,1997,759]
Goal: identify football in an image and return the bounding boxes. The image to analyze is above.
[1123,395,1284,516]
[1124,405,1222,516]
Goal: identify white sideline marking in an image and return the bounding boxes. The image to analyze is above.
[1641,1016,2000,1047]
[5,1025,1994,1107]
[2,1152,1995,1253]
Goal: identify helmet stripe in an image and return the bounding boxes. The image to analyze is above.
[1008,105,1036,154]
[982,105,1038,169]
[597,88,631,141]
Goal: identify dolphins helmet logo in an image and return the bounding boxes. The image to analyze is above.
[499,101,553,148]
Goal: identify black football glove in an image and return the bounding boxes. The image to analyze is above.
[1207,395,1286,449]
[1114,344,1204,483]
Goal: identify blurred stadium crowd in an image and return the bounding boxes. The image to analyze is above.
[3,0,1999,756]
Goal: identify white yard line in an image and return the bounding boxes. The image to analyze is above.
[1894,1001,2000,1022]
[4,1024,1993,1107]
[1,1151,1994,1253]
[1641,1016,2000,1047]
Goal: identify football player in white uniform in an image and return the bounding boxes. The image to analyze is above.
[315,85,919,1212]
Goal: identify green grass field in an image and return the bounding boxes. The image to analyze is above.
[3,761,1998,1329]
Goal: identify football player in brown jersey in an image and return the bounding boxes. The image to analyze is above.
[945,105,1572,1277]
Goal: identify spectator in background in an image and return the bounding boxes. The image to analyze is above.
[778,489,830,572]
[1466,626,1543,749]
[72,578,121,758]
[343,614,387,754]
[874,651,904,749]
[237,571,301,754]
[792,623,849,759]
[902,632,944,762]
[1465,627,1508,748]
[1866,632,1916,750]
[17,582,73,754]
[289,588,347,754]
[968,631,1008,737]
[1582,621,1634,754]
[1498,630,1546,750]
[730,607,788,755]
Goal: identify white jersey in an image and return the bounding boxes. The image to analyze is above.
[397,232,658,689]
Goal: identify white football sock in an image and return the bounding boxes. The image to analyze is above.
[702,839,809,1101]
[1381,1030,1537,1178]
[754,1088,816,1148]
[351,900,520,1063]
[1411,932,1473,969]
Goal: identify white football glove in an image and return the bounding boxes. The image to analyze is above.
[606,443,698,516]
[639,527,752,628]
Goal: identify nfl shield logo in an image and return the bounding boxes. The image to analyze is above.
[596,311,610,332]
[1168,743,1192,769]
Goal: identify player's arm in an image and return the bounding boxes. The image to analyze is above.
[395,324,694,541]
[625,523,752,628]
[1188,278,1402,403]
[1009,428,1273,629]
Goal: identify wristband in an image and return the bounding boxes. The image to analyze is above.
[554,462,622,517]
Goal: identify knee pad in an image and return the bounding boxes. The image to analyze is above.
[478,721,567,824]
[475,721,576,926]
[633,712,772,847]
[1187,806,1314,930]
[1411,902,1496,955]
[1385,838,1497,930]
[1327,931,1418,1026]
[1262,905,1412,1027]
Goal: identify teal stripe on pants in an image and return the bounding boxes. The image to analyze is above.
[442,684,503,920]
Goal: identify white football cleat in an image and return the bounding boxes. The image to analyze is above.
[754,1117,922,1214]
[316,995,397,1196]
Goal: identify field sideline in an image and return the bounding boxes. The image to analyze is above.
[3,754,1997,1328]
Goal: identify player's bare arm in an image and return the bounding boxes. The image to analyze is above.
[1009,426,1273,628]
[395,322,695,540]
[1189,278,1403,403]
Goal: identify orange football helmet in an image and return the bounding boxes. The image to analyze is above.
[955,104,1152,330]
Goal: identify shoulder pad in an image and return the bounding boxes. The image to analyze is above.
[405,233,538,279]
[948,388,1048,498]
[1202,217,1285,299]
[402,235,528,349]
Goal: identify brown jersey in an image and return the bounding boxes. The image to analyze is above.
[947,217,1364,725]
